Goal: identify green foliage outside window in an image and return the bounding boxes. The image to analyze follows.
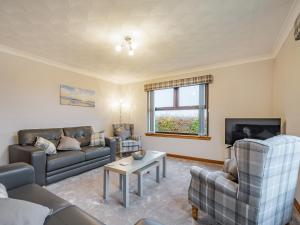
[155,116,200,134]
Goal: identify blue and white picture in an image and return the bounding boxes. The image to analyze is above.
[60,85,95,107]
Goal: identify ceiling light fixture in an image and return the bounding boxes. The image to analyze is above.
[115,36,137,56]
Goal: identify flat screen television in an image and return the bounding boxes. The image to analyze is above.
[225,118,281,146]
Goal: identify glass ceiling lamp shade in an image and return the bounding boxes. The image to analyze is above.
[115,36,137,56]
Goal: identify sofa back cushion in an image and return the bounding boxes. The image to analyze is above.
[18,128,63,146]
[63,126,92,147]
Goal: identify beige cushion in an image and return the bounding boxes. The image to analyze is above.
[35,137,57,155]
[224,158,238,181]
[57,136,81,151]
[90,131,105,147]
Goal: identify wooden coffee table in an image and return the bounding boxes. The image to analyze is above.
[103,151,167,208]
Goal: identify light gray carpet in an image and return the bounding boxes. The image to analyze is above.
[46,158,300,225]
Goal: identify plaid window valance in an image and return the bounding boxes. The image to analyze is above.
[144,74,213,92]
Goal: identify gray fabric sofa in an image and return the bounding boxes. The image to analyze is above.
[0,163,105,225]
[9,126,116,186]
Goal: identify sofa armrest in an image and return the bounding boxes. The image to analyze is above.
[0,163,35,191]
[8,144,46,186]
[105,137,116,162]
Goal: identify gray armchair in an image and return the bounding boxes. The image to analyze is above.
[188,135,300,225]
[112,123,142,157]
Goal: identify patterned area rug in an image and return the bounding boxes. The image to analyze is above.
[46,158,300,225]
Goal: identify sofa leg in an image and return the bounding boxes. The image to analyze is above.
[192,206,198,220]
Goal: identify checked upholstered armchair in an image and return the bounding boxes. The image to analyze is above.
[112,123,142,157]
[188,135,300,225]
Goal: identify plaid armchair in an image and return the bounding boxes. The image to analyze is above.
[189,135,300,225]
[112,123,142,157]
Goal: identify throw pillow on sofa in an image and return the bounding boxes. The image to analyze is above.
[35,137,57,155]
[90,131,105,147]
[0,183,8,198]
[57,136,81,151]
[0,198,51,225]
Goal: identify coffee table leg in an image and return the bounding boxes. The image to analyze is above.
[156,165,160,183]
[119,174,123,190]
[138,174,143,197]
[123,174,129,208]
[163,156,167,178]
[103,169,109,200]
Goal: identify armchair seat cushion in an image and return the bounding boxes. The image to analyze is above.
[47,151,85,172]
[122,140,140,147]
[8,184,70,214]
[81,146,110,160]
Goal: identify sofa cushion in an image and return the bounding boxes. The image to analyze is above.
[57,136,81,151]
[0,183,8,198]
[35,137,57,155]
[63,126,92,147]
[81,146,111,161]
[18,128,63,146]
[90,131,105,147]
[0,197,51,225]
[47,151,85,171]
[45,206,105,225]
[8,184,70,214]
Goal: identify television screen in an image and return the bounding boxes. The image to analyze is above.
[225,118,281,145]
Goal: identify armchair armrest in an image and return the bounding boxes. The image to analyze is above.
[131,135,141,142]
[0,163,35,191]
[105,137,116,162]
[131,135,142,148]
[214,174,238,198]
[189,166,238,210]
[8,144,46,186]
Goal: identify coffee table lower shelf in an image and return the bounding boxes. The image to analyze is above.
[103,151,167,208]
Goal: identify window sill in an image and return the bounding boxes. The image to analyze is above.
[145,132,212,140]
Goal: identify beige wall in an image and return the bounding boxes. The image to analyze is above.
[273,31,300,202]
[0,51,120,165]
[121,59,274,161]
[1,30,299,202]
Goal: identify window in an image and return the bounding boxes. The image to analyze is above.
[147,84,208,136]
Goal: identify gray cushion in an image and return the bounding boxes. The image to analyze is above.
[45,206,105,225]
[81,146,111,160]
[47,151,85,171]
[63,126,92,147]
[115,127,131,140]
[57,136,81,151]
[8,183,70,215]
[0,183,7,198]
[0,198,51,225]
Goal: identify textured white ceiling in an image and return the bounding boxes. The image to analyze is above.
[0,0,296,83]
